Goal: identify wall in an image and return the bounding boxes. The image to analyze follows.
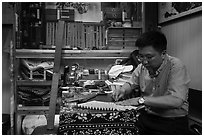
[160,12,202,90]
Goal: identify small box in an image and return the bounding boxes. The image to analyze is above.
[104,8,122,21]
[60,9,74,21]
[45,9,58,21]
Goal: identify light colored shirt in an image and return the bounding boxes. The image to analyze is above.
[129,55,191,117]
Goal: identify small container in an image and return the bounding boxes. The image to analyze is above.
[98,70,101,80]
[63,65,69,86]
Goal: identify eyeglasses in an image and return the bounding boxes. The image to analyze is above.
[137,54,156,62]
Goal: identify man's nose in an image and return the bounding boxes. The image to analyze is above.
[142,59,148,64]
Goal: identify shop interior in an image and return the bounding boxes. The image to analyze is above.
[2,2,202,135]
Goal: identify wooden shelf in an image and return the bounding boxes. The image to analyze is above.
[109,36,138,38]
[108,27,142,29]
[15,49,133,59]
[109,39,137,42]
[17,80,52,86]
[17,106,49,115]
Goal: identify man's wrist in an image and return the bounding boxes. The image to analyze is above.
[126,82,132,89]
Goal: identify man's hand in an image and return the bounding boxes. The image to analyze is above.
[115,97,140,106]
[111,87,126,101]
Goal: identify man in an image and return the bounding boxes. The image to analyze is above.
[112,30,191,135]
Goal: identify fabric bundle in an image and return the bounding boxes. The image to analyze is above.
[19,59,54,80]
[17,86,51,106]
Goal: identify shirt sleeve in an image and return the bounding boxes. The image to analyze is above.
[167,61,191,101]
[128,64,142,86]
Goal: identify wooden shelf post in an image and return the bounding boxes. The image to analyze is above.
[47,21,65,130]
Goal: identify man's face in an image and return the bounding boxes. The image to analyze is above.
[138,46,164,71]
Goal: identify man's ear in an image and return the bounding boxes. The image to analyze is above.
[161,50,166,59]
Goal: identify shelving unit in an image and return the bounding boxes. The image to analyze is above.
[16,49,132,59]
[14,40,132,135]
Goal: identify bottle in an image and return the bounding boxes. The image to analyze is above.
[122,10,127,22]
[63,65,69,86]
[98,69,101,80]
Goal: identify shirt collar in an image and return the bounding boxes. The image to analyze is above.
[149,54,168,78]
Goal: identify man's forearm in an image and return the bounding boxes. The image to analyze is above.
[122,82,134,96]
[143,95,184,109]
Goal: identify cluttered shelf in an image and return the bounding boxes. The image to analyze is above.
[15,49,134,59]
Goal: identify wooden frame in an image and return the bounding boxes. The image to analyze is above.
[158,2,202,24]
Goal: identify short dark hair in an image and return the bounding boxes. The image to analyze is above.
[135,31,167,53]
